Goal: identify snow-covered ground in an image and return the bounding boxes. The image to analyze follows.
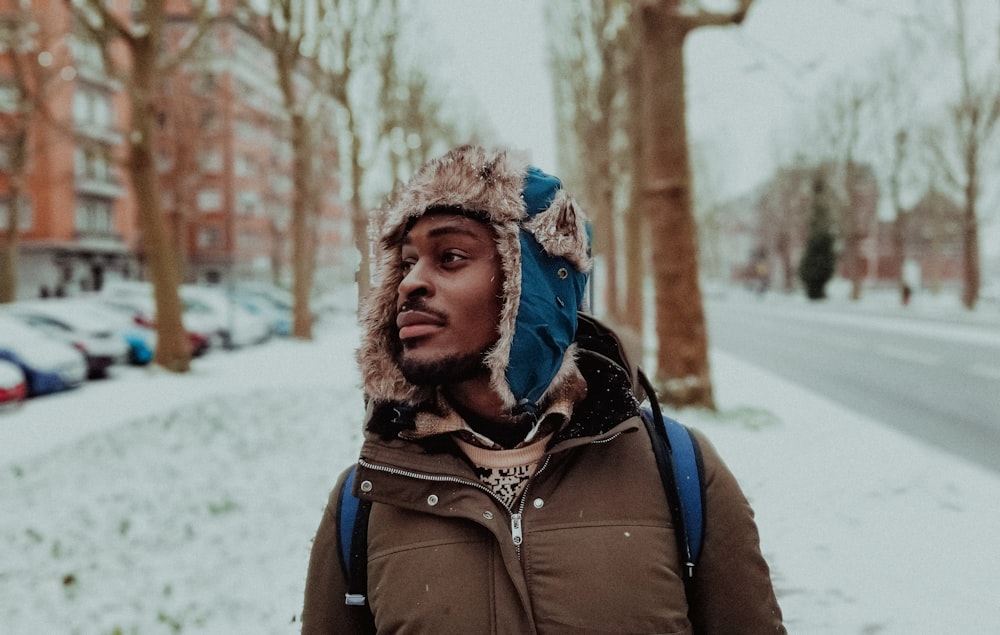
[1,285,999,634]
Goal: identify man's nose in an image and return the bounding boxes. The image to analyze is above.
[398,261,432,299]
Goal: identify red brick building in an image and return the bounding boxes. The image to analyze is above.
[0,0,345,299]
[872,188,964,290]
[1,0,138,297]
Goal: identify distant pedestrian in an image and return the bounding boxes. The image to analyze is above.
[302,145,785,633]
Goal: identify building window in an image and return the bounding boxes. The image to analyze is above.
[198,226,220,248]
[0,83,21,113]
[75,145,111,181]
[197,188,222,211]
[235,154,256,177]
[200,149,223,173]
[75,198,113,235]
[73,87,113,129]
[0,197,33,231]
[237,190,261,216]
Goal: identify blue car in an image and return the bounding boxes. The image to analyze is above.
[0,315,87,396]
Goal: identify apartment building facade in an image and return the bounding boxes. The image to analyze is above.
[0,0,346,300]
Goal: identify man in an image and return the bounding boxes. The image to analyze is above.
[302,145,784,633]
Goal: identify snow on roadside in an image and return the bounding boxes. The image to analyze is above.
[2,302,999,633]
[1,313,364,634]
[682,350,1000,635]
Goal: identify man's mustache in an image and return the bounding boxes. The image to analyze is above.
[397,300,447,323]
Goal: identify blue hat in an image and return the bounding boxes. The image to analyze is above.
[507,167,590,406]
[357,146,592,412]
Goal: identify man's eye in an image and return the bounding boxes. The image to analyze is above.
[441,251,466,265]
[400,259,415,274]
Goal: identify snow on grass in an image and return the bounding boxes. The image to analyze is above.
[2,297,999,634]
[1,313,364,634]
[681,349,1000,634]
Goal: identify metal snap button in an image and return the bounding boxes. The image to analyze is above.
[483,511,494,520]
[427,494,439,506]
[533,498,544,509]
[360,480,373,493]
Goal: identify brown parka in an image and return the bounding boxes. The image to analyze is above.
[301,346,785,634]
[302,147,783,633]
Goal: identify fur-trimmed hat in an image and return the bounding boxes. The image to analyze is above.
[357,145,592,414]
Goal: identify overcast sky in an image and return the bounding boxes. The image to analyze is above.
[423,0,999,264]
[423,1,918,187]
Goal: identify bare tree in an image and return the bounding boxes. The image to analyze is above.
[318,1,481,304]
[67,0,217,371]
[546,1,632,323]
[314,1,383,303]
[810,71,878,301]
[250,0,330,339]
[155,70,214,283]
[921,0,1000,309]
[633,0,754,410]
[754,164,813,293]
[0,6,68,302]
[0,8,34,303]
[864,44,922,303]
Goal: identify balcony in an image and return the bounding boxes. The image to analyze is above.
[75,174,124,199]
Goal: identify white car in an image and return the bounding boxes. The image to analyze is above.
[0,358,27,407]
[3,300,130,379]
[100,283,213,356]
[180,285,272,348]
[0,314,87,395]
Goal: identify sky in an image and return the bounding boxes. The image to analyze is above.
[2,287,1000,632]
[424,0,1000,268]
[423,0,920,191]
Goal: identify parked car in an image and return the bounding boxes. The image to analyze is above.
[69,298,157,365]
[3,300,130,379]
[100,283,211,357]
[180,285,271,348]
[0,314,87,396]
[231,287,293,337]
[0,359,27,408]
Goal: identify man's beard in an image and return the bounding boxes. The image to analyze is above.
[399,348,491,387]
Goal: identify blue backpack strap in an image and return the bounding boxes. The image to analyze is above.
[637,370,706,581]
[335,465,373,612]
[662,415,705,571]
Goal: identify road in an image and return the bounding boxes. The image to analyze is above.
[704,294,1000,473]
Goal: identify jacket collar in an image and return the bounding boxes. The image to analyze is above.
[363,347,641,450]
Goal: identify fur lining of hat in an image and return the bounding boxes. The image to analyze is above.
[356,145,590,414]
[522,190,593,273]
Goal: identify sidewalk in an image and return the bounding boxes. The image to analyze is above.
[746,279,1000,329]
[683,343,1000,633]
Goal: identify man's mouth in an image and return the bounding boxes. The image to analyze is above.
[396,310,445,341]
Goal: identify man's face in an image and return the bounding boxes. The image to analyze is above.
[395,212,504,386]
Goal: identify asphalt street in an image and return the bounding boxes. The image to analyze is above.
[704,294,1000,473]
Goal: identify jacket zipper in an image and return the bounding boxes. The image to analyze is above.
[510,455,551,559]
[359,454,552,558]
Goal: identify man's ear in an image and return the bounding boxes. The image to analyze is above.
[522,190,592,272]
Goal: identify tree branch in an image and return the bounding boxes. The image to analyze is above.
[680,0,756,32]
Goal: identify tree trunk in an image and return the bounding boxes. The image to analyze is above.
[961,152,980,309]
[0,130,26,304]
[621,53,645,339]
[636,4,714,410]
[131,33,190,372]
[0,207,18,303]
[349,116,371,305]
[289,110,314,339]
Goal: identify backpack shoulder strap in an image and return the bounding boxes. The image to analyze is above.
[335,465,373,611]
[637,370,706,581]
[661,413,706,571]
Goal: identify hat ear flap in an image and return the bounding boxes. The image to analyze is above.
[522,190,592,272]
